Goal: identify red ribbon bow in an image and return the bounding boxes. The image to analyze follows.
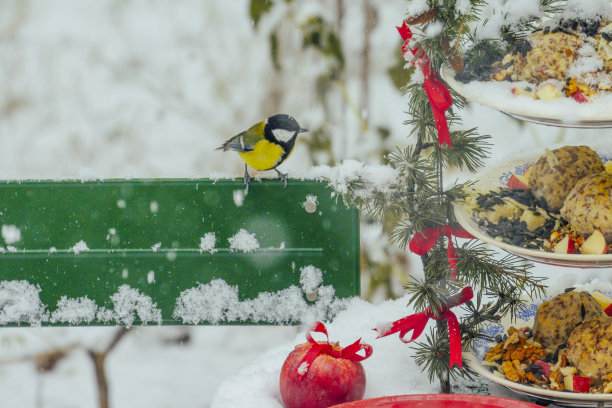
[295,321,373,380]
[374,286,473,369]
[396,21,453,147]
[409,226,473,280]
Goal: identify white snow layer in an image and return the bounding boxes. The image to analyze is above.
[228,229,260,253]
[308,160,399,199]
[173,266,347,324]
[0,282,161,327]
[473,0,612,40]
[199,232,217,254]
[71,240,90,255]
[0,280,46,326]
[299,265,323,294]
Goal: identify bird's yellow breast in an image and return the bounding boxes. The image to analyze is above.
[238,139,288,171]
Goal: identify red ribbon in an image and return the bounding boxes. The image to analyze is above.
[374,286,473,369]
[294,321,373,380]
[409,226,473,280]
[396,21,453,147]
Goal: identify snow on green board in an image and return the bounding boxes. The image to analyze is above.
[0,179,359,326]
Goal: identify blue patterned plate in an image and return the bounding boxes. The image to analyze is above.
[467,288,612,407]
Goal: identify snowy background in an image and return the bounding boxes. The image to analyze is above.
[0,0,611,407]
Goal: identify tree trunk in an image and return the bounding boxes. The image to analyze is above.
[89,350,109,408]
[437,319,451,393]
[88,327,130,408]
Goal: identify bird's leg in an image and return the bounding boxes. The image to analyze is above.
[274,168,288,188]
[243,164,251,193]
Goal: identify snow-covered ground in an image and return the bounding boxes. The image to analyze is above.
[0,0,611,407]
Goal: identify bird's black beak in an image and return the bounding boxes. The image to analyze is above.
[299,128,309,133]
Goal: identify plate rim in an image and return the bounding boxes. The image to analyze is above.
[464,351,612,403]
[454,204,612,267]
[330,392,545,407]
[441,65,612,127]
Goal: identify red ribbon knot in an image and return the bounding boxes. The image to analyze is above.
[409,225,473,280]
[396,21,453,147]
[374,286,473,369]
[295,321,373,380]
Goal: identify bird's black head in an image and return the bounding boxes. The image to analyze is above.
[265,114,308,145]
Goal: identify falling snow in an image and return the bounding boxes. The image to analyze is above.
[1,225,21,244]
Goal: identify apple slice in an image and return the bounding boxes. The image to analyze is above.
[512,87,535,98]
[533,360,551,378]
[507,165,534,189]
[536,83,560,101]
[553,234,575,254]
[508,174,529,189]
[590,291,612,316]
[581,229,608,255]
[572,90,588,103]
[564,375,591,393]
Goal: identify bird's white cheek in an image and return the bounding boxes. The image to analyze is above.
[272,128,295,143]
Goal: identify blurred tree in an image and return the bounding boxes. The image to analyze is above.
[249,0,414,301]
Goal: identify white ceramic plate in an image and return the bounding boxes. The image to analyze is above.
[454,148,612,268]
[441,66,612,129]
[467,287,612,407]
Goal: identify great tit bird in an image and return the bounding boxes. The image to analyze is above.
[217,114,308,191]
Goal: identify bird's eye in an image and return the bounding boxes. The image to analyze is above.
[272,128,296,142]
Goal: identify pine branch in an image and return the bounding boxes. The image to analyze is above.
[388,146,438,192]
[404,277,464,316]
[435,129,492,173]
[413,329,464,383]
[454,241,547,299]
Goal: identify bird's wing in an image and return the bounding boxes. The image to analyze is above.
[216,132,250,152]
[216,121,265,152]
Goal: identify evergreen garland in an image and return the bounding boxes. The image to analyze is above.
[350,0,569,392]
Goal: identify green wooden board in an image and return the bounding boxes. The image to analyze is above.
[0,179,360,326]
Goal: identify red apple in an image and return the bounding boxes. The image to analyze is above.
[553,234,575,254]
[581,229,608,255]
[564,374,591,392]
[280,342,367,408]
